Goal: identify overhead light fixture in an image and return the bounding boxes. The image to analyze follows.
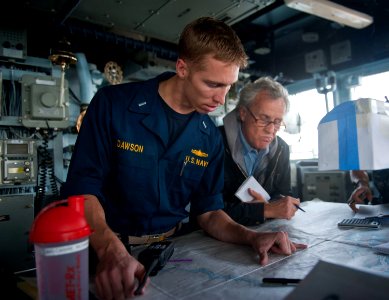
[284,0,373,29]
[254,38,271,55]
[254,45,271,55]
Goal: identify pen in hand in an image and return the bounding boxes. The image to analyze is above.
[134,259,158,295]
[278,194,306,213]
[294,204,305,212]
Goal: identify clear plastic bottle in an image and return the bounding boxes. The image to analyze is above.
[29,195,92,300]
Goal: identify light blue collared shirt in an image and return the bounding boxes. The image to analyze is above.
[239,126,269,176]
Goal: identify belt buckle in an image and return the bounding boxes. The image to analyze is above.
[148,234,165,243]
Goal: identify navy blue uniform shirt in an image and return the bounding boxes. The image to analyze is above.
[62,72,224,236]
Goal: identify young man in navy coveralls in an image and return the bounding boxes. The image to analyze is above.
[62,17,306,299]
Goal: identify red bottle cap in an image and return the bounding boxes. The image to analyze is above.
[29,195,92,243]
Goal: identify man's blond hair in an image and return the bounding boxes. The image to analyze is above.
[178,17,248,69]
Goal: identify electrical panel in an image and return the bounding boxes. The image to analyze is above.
[21,74,70,129]
[303,171,353,202]
[0,193,35,271]
[0,29,27,60]
[305,49,327,73]
[331,40,352,65]
[0,139,37,185]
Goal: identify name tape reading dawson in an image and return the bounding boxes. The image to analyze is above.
[117,139,144,153]
[117,140,209,167]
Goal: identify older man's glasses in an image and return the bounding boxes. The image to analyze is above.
[246,107,285,131]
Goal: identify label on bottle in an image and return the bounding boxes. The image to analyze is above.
[37,239,88,256]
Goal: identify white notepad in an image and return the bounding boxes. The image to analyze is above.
[235,176,270,202]
[373,242,389,255]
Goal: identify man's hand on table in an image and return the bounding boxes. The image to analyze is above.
[251,231,307,265]
[348,184,373,212]
[94,238,149,300]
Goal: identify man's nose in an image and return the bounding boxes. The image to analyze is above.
[214,87,229,105]
[264,122,277,133]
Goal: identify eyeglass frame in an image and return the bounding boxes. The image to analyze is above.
[245,106,286,131]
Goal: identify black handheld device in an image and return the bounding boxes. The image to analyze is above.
[134,241,174,295]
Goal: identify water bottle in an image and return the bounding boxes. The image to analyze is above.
[29,195,92,300]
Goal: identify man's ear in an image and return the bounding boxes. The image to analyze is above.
[238,107,246,122]
[176,58,188,78]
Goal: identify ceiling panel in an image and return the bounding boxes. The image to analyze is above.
[71,0,276,43]
[2,0,388,82]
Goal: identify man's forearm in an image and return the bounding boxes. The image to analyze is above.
[83,194,123,258]
[197,210,256,245]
